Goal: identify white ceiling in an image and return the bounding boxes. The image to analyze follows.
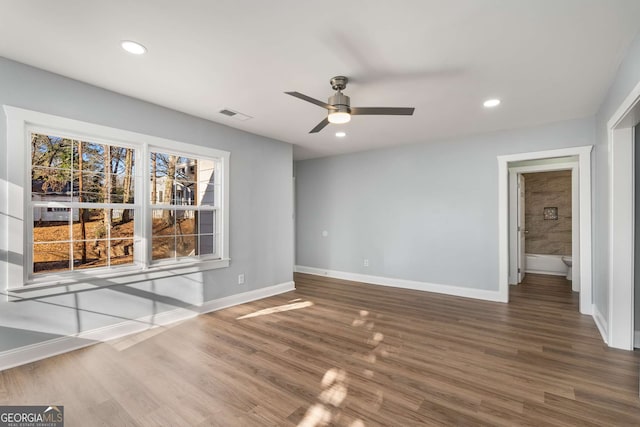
[1,1,639,160]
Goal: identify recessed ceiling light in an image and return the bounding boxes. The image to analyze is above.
[335,131,346,138]
[483,99,501,108]
[121,40,147,55]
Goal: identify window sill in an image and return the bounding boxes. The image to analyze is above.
[6,258,230,301]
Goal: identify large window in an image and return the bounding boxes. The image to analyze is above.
[31,133,136,274]
[4,106,230,293]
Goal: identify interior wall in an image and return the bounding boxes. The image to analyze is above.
[295,118,594,291]
[523,171,572,255]
[594,32,640,327]
[0,57,294,353]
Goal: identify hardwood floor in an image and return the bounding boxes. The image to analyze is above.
[1,273,639,426]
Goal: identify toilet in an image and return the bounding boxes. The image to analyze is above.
[561,256,572,280]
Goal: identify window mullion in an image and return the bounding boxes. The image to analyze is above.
[140,143,150,268]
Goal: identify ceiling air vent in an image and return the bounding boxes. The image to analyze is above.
[219,108,252,121]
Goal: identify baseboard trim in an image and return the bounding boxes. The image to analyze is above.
[524,269,567,277]
[0,336,96,373]
[295,265,505,302]
[199,281,295,314]
[593,304,608,344]
[0,280,295,372]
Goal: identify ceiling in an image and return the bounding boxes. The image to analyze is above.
[1,1,639,160]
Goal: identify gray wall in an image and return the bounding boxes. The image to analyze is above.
[0,57,293,352]
[296,31,640,334]
[295,118,594,291]
[594,33,640,324]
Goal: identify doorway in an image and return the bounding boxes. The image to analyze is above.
[497,146,593,314]
[508,161,579,295]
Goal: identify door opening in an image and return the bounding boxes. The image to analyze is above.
[497,146,592,314]
[511,168,576,299]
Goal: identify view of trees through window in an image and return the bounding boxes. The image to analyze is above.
[150,151,218,261]
[31,133,135,274]
[30,133,221,277]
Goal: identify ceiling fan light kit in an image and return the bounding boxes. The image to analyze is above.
[328,111,351,124]
[286,76,415,133]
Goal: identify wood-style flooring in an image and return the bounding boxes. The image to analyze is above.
[1,273,639,426]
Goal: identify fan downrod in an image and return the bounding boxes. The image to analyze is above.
[330,76,348,91]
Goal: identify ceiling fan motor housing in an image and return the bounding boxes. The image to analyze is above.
[329,92,350,113]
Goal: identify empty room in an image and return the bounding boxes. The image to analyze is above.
[2,1,640,426]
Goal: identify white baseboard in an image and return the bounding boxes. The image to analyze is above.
[199,281,295,314]
[0,280,295,372]
[593,304,608,344]
[0,336,96,374]
[524,269,567,277]
[295,265,504,302]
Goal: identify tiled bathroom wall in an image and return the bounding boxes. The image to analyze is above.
[523,170,572,255]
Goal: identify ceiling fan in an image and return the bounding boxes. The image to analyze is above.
[285,76,415,133]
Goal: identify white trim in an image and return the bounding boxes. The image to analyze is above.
[0,280,295,371]
[608,127,635,350]
[593,304,609,345]
[498,146,592,163]
[608,78,640,130]
[295,265,505,302]
[524,269,566,276]
[6,258,230,301]
[498,146,593,315]
[571,165,580,292]
[607,77,640,351]
[0,336,97,373]
[508,162,578,174]
[3,106,231,297]
[199,281,295,313]
[498,158,509,300]
[508,169,518,284]
[635,330,640,349]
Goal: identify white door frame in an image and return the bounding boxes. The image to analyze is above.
[508,162,580,292]
[517,174,526,283]
[607,79,640,350]
[498,146,593,313]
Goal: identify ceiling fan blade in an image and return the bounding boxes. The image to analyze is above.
[351,107,415,116]
[285,91,336,110]
[309,117,330,133]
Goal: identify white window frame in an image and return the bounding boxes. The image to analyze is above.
[146,146,223,267]
[3,106,230,300]
[27,125,143,278]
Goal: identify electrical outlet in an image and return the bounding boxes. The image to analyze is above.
[238,273,245,285]
[363,259,369,267]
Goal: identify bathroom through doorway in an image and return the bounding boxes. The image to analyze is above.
[514,168,576,291]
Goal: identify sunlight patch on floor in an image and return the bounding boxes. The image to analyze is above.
[107,319,188,352]
[236,301,314,320]
[296,308,394,426]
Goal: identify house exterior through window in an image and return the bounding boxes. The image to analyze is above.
[3,106,230,294]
